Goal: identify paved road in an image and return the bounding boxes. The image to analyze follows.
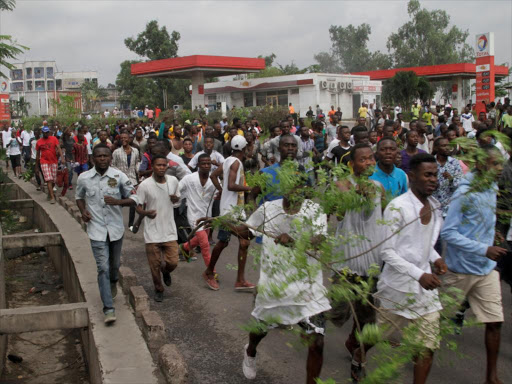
[119,211,512,384]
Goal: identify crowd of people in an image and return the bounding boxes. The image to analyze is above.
[1,97,512,384]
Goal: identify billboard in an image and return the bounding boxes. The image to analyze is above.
[0,94,11,121]
[475,32,494,58]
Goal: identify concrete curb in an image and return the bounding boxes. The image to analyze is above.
[129,285,150,317]
[158,344,188,384]
[141,311,165,351]
[119,266,138,295]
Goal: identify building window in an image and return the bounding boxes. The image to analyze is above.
[46,67,54,79]
[11,82,23,91]
[255,90,288,107]
[85,78,90,83]
[56,79,62,91]
[207,95,216,106]
[243,92,253,107]
[47,80,55,91]
[11,69,23,80]
[34,67,44,79]
[26,68,32,79]
[290,88,299,94]
[35,81,45,91]
[26,81,33,91]
[92,78,98,84]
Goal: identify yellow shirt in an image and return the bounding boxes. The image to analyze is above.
[224,130,244,142]
[358,107,368,118]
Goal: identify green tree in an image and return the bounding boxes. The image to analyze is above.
[116,60,161,110]
[81,81,108,113]
[387,0,473,68]
[0,0,28,78]
[121,20,189,109]
[315,24,392,73]
[382,71,432,110]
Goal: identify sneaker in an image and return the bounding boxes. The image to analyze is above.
[235,281,255,292]
[163,272,172,287]
[131,223,140,234]
[110,282,117,299]
[53,187,57,192]
[36,186,41,191]
[104,311,117,324]
[68,185,73,190]
[179,244,192,262]
[202,271,219,291]
[50,198,56,204]
[155,291,164,302]
[129,226,134,232]
[242,344,257,379]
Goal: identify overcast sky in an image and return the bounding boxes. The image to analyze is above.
[1,0,511,85]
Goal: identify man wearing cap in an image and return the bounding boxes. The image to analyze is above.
[204,135,255,291]
[36,124,65,204]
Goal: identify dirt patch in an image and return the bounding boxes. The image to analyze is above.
[1,250,89,384]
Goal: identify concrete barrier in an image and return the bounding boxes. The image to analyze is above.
[6,175,160,384]
[119,266,138,295]
[141,311,165,351]
[129,286,150,317]
[158,344,188,384]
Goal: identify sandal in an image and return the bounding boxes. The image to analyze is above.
[350,359,366,383]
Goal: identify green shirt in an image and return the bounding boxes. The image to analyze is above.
[502,114,512,128]
[412,106,421,119]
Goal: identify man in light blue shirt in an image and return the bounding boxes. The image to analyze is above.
[441,145,506,384]
[369,138,408,199]
[76,144,138,324]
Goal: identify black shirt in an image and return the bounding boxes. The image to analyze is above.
[331,145,352,165]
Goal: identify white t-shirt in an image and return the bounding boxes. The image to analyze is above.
[461,113,475,133]
[104,111,110,118]
[179,173,217,228]
[246,199,331,325]
[219,156,245,219]
[30,137,38,159]
[136,175,180,243]
[187,150,225,172]
[20,130,33,146]
[8,137,21,156]
[85,132,93,155]
[2,129,12,149]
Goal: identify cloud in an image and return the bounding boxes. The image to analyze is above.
[1,0,510,85]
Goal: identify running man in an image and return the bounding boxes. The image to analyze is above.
[370,153,447,384]
[178,154,217,267]
[136,155,180,302]
[441,145,506,384]
[206,135,254,291]
[76,144,138,323]
[240,170,331,383]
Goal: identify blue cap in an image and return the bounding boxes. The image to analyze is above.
[42,126,50,133]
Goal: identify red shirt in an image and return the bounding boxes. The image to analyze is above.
[73,142,89,165]
[36,136,60,164]
[155,108,161,118]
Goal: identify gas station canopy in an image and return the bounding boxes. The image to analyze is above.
[131,55,266,79]
[353,63,509,81]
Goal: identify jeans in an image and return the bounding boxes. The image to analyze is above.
[65,161,74,186]
[90,236,123,314]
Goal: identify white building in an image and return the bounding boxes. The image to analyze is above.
[8,60,98,116]
[203,73,382,119]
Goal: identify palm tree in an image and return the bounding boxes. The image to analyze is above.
[0,0,16,11]
[17,96,30,117]
[0,0,28,78]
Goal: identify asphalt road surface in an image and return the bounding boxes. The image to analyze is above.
[119,211,512,384]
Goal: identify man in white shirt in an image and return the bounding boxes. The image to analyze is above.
[330,144,385,377]
[206,136,254,291]
[394,104,402,120]
[20,128,33,168]
[239,173,330,382]
[461,106,475,135]
[187,136,224,172]
[178,154,217,267]
[136,155,181,302]
[104,109,110,118]
[373,153,447,383]
[2,125,13,168]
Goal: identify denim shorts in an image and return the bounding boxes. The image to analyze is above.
[217,229,232,243]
